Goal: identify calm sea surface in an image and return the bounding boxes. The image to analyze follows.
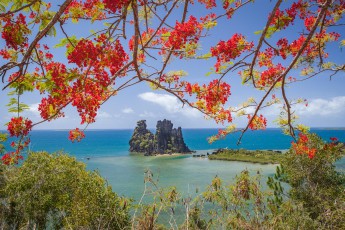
[4,128,345,199]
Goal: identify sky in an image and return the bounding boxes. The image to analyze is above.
[1,1,345,130]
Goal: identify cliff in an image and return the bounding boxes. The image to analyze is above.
[129,120,155,154]
[129,119,192,155]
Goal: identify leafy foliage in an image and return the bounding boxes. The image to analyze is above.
[0,151,131,229]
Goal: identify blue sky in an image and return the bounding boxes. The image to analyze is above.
[1,1,345,130]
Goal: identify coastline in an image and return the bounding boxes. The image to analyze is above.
[207,148,286,164]
[128,148,286,165]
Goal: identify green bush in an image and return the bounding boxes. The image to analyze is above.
[0,151,130,229]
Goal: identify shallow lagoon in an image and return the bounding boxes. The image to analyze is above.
[84,151,277,199]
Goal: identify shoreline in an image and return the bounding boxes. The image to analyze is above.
[207,148,286,164]
[127,148,287,165]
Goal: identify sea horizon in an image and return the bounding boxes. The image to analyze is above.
[2,126,345,131]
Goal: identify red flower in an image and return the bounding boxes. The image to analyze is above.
[1,13,30,50]
[69,128,85,142]
[7,117,32,137]
[211,34,253,72]
[330,137,338,142]
[247,114,267,130]
[1,152,24,165]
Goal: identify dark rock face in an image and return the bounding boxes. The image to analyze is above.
[129,120,155,154]
[129,119,191,155]
[155,119,191,154]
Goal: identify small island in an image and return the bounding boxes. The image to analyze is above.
[129,119,192,155]
[208,148,285,164]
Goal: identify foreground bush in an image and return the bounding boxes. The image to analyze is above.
[0,152,130,229]
[269,133,345,229]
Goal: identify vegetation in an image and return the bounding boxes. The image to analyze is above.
[208,149,284,164]
[0,152,131,229]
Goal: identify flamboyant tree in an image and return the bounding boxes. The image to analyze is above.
[0,0,344,164]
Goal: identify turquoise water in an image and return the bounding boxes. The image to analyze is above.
[4,128,345,200]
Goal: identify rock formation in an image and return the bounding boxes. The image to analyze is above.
[129,119,191,155]
[129,120,155,154]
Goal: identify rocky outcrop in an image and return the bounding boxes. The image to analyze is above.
[129,120,155,155]
[155,119,191,154]
[129,119,192,155]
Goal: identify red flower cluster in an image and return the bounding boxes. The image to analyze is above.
[64,0,106,20]
[211,34,253,72]
[257,64,285,87]
[247,114,267,130]
[1,13,30,50]
[270,1,306,30]
[258,48,274,67]
[304,16,316,31]
[222,0,243,18]
[0,49,11,59]
[66,37,128,123]
[38,62,70,120]
[1,152,24,165]
[68,38,128,75]
[168,16,202,49]
[197,0,216,9]
[292,133,317,159]
[7,117,32,137]
[103,0,129,13]
[160,16,203,58]
[69,128,85,142]
[330,137,338,142]
[71,78,106,124]
[185,80,232,123]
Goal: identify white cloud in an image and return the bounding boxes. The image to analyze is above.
[294,96,345,116]
[97,110,112,118]
[138,92,201,118]
[26,103,40,117]
[122,107,134,114]
[139,111,156,118]
[261,103,282,117]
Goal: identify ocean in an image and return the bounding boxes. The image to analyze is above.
[3,128,345,199]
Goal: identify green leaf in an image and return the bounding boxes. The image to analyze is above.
[32,1,41,11]
[1,0,11,6]
[0,133,8,142]
[7,90,17,96]
[0,4,5,12]
[6,98,18,107]
[205,71,213,77]
[8,107,19,113]
[47,26,56,37]
[340,40,345,47]
[10,2,22,11]
[265,26,278,38]
[19,103,30,111]
[54,35,78,48]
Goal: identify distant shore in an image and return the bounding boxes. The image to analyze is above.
[207,148,286,164]
[129,148,286,165]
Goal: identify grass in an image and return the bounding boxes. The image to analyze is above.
[208,149,285,164]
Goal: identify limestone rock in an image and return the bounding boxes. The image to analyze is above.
[129,120,155,155]
[129,119,191,155]
[155,119,191,154]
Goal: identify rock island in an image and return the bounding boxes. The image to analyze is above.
[129,119,192,155]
